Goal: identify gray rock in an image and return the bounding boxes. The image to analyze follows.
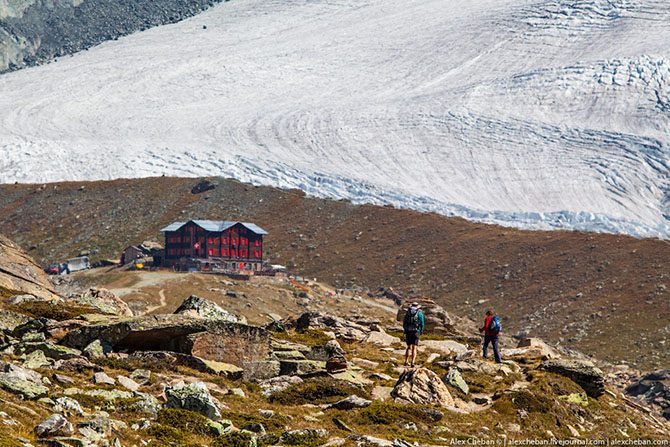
[279,359,326,376]
[445,368,469,394]
[54,397,84,416]
[191,180,218,194]
[130,368,152,385]
[260,375,303,397]
[625,369,670,421]
[93,372,115,385]
[21,332,46,343]
[0,309,30,332]
[16,342,81,360]
[174,295,246,324]
[23,350,52,369]
[164,381,221,420]
[328,395,372,410]
[125,392,162,416]
[540,359,605,397]
[243,360,281,381]
[0,363,48,399]
[259,409,275,418]
[68,287,133,317]
[391,367,455,408]
[241,422,266,435]
[64,387,133,401]
[35,414,74,438]
[117,375,140,392]
[82,340,112,359]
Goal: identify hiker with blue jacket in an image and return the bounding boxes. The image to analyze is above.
[480,307,502,363]
[403,302,425,367]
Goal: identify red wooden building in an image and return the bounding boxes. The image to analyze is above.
[161,220,268,271]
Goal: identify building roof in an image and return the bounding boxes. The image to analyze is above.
[160,220,268,235]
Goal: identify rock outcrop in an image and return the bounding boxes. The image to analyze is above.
[61,314,271,367]
[174,295,246,324]
[164,381,222,420]
[297,311,370,342]
[391,368,455,408]
[0,0,229,73]
[0,233,59,302]
[540,359,605,397]
[626,369,670,420]
[67,287,133,317]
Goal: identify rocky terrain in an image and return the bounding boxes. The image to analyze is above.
[0,233,669,446]
[0,0,227,72]
[0,177,668,371]
[0,234,59,301]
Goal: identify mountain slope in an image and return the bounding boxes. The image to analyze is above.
[0,176,667,370]
[0,0,228,73]
[0,233,59,301]
[0,0,668,237]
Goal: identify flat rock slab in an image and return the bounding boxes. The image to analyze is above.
[540,359,605,398]
[61,314,270,367]
[0,373,49,399]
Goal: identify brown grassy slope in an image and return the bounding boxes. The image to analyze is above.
[0,177,668,369]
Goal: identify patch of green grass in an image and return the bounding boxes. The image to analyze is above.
[212,431,256,447]
[147,424,188,444]
[269,377,369,405]
[219,410,289,432]
[274,329,333,346]
[0,432,21,447]
[112,397,143,414]
[492,390,552,415]
[355,400,443,425]
[0,286,20,300]
[7,301,100,321]
[156,409,221,437]
[279,431,327,447]
[461,370,521,394]
[69,393,107,409]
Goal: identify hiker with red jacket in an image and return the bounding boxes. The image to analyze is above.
[479,307,502,363]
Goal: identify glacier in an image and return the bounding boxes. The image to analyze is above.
[0,0,668,238]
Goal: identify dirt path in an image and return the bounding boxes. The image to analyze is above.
[144,289,167,315]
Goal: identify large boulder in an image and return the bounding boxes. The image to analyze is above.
[61,314,271,367]
[0,309,30,332]
[67,287,133,317]
[174,295,246,324]
[165,381,222,420]
[296,312,369,342]
[34,414,74,438]
[540,359,605,397]
[0,234,60,302]
[502,338,560,360]
[0,362,49,399]
[391,368,455,408]
[362,327,401,347]
[625,369,670,420]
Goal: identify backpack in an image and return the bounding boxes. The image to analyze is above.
[403,308,422,333]
[488,315,501,334]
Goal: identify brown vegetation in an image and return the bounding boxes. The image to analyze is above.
[0,177,668,369]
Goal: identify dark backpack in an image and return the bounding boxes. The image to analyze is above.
[403,308,421,333]
[488,315,501,334]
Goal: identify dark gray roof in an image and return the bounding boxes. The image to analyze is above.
[160,220,268,235]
